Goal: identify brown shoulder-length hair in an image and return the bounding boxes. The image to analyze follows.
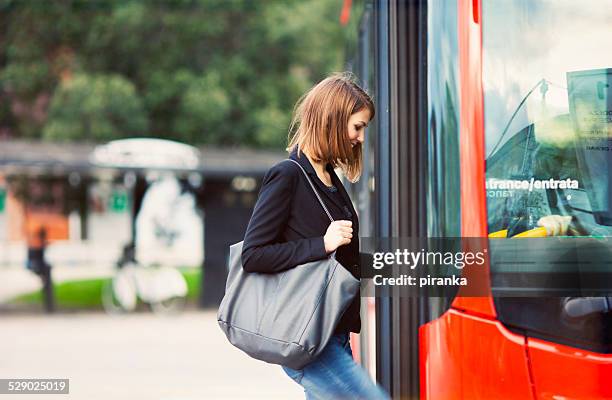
[286,72,375,183]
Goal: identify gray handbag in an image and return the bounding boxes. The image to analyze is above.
[217,159,360,370]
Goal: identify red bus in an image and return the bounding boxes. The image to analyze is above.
[348,0,612,398]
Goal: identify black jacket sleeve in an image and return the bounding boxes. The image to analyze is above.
[241,162,328,273]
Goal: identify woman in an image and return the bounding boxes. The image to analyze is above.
[241,72,389,400]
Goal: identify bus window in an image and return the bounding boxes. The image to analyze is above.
[483,0,612,352]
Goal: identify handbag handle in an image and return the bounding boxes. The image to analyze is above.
[285,159,334,223]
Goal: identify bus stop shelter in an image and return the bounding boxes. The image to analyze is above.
[0,138,284,308]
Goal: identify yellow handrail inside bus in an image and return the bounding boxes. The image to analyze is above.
[512,227,548,238]
[488,227,549,238]
[488,229,508,238]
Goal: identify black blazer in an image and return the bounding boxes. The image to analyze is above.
[241,146,361,334]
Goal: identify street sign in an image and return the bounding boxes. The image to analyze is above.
[109,189,128,213]
[0,188,5,213]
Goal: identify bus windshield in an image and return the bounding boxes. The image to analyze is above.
[483,0,612,353]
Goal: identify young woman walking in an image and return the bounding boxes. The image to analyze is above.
[241,72,390,400]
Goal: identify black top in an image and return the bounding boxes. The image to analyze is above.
[241,146,361,334]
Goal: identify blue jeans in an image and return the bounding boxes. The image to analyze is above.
[281,333,390,400]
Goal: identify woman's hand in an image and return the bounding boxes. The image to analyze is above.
[324,220,353,253]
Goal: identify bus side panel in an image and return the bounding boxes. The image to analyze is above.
[528,337,612,400]
[420,309,533,399]
[459,311,533,399]
[419,310,463,399]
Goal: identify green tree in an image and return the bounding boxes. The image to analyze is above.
[0,0,362,148]
[43,73,148,141]
[174,71,230,144]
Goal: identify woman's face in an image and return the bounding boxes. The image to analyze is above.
[347,108,371,148]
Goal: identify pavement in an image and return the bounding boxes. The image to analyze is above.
[0,310,304,400]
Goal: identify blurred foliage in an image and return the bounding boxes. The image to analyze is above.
[0,0,361,148]
[44,73,148,141]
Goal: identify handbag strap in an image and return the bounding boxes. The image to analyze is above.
[285,159,334,223]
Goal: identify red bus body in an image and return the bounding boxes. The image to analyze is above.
[419,1,612,399]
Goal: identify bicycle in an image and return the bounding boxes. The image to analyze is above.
[102,245,188,315]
